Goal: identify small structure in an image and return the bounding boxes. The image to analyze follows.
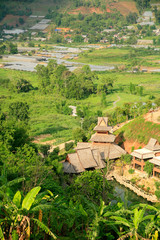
[63,117,126,173]
[131,148,154,172]
[131,138,160,172]
[149,156,160,178]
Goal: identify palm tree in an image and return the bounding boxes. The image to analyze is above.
[0,186,57,239]
[110,205,149,240]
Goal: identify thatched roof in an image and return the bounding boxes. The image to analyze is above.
[98,117,108,126]
[149,156,160,166]
[90,133,116,143]
[94,117,112,132]
[77,148,98,169]
[68,153,85,173]
[145,138,160,151]
[131,148,154,159]
[94,125,112,132]
[76,142,91,149]
[93,143,126,160]
[91,149,106,169]
[63,161,77,173]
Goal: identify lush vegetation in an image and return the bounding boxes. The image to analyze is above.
[116,116,160,144]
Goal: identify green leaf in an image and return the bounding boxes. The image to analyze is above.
[13,191,21,208]
[12,230,19,240]
[0,225,4,240]
[22,186,41,210]
[32,218,57,239]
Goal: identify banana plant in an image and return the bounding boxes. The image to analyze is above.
[0,186,57,239]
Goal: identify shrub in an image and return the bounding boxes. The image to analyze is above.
[65,142,74,152]
[124,154,132,164]
[155,181,160,190]
[146,187,150,192]
[130,178,136,184]
[155,190,160,200]
[128,168,135,174]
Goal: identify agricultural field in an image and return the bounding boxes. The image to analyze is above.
[72,47,160,69]
[0,67,160,144]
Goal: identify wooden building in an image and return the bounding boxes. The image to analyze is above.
[149,156,160,178]
[131,138,160,172]
[63,117,126,173]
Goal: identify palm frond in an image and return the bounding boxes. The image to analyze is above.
[32,218,57,239]
[22,186,41,210]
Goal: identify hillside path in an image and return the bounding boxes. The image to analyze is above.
[108,95,121,111]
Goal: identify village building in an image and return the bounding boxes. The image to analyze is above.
[149,156,160,178]
[63,117,126,173]
[131,138,160,172]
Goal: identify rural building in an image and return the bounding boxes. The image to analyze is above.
[149,156,160,178]
[131,138,160,172]
[63,117,126,173]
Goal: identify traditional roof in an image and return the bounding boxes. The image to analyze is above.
[91,149,106,169]
[77,148,98,169]
[149,156,160,166]
[67,153,85,173]
[98,117,108,126]
[76,142,91,149]
[90,133,116,143]
[63,147,105,174]
[145,138,160,151]
[131,148,154,159]
[93,143,126,160]
[63,161,77,173]
[94,125,112,132]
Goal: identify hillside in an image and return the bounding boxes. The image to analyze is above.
[116,114,160,152]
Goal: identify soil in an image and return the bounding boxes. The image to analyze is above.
[0,14,28,27]
[106,1,138,16]
[68,6,104,15]
[33,134,56,145]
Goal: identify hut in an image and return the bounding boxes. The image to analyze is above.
[63,117,126,173]
[131,138,160,172]
[149,156,160,178]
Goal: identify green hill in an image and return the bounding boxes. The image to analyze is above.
[116,116,160,145]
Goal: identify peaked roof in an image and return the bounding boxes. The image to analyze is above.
[93,143,126,160]
[68,153,85,173]
[77,147,98,169]
[145,138,160,151]
[94,117,112,132]
[63,147,106,173]
[90,133,116,143]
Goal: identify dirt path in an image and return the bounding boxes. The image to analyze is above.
[108,95,121,111]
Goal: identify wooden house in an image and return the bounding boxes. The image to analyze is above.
[131,138,160,172]
[63,117,126,173]
[149,156,160,178]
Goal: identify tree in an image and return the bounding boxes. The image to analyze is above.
[9,101,29,122]
[144,161,154,177]
[15,78,33,93]
[72,127,87,142]
[70,170,112,204]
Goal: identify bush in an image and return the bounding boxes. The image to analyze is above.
[65,141,74,152]
[155,190,160,200]
[155,181,160,190]
[130,178,136,184]
[146,187,150,192]
[128,168,135,174]
[124,154,132,164]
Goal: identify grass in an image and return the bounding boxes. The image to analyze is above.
[0,67,160,144]
[71,47,160,69]
[115,117,160,144]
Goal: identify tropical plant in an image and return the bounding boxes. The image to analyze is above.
[0,186,57,239]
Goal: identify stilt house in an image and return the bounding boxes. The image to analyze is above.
[131,138,160,172]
